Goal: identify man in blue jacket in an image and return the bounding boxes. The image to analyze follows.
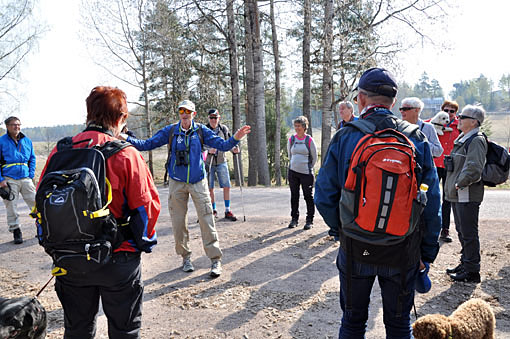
[315,68,441,338]
[124,100,250,277]
[0,117,36,244]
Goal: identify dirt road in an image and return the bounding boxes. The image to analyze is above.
[1,187,509,338]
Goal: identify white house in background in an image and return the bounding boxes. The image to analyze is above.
[421,97,444,119]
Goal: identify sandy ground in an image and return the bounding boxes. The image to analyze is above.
[0,187,509,338]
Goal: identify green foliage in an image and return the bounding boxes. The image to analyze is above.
[450,75,495,110]
[481,116,492,137]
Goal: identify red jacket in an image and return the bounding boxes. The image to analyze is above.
[39,130,161,253]
[425,117,460,168]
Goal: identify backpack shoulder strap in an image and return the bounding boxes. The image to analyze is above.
[345,119,376,135]
[197,123,204,146]
[464,132,486,151]
[396,120,423,141]
[56,136,94,151]
[96,140,133,160]
[220,124,229,139]
[167,123,178,154]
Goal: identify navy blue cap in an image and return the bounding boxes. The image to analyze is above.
[415,262,431,294]
[356,67,398,98]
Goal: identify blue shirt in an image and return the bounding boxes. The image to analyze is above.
[127,121,239,184]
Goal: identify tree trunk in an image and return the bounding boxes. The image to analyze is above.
[226,0,243,186]
[302,0,312,137]
[247,0,270,186]
[244,0,258,186]
[321,0,334,165]
[142,67,154,174]
[270,0,282,186]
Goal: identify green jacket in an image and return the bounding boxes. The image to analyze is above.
[445,128,487,203]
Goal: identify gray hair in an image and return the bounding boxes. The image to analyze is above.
[461,104,485,125]
[401,97,424,112]
[293,115,309,131]
[339,101,354,110]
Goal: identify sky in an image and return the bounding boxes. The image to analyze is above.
[11,0,510,128]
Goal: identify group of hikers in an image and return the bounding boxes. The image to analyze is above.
[0,66,498,338]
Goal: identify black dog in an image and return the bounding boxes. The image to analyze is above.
[0,297,46,339]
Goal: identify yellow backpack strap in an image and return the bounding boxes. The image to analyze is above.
[82,177,113,219]
[52,266,67,276]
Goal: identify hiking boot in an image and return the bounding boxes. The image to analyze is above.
[288,219,298,228]
[224,211,237,221]
[182,257,194,272]
[210,260,222,278]
[13,228,23,244]
[446,263,463,275]
[304,221,313,230]
[440,228,452,243]
[449,271,480,283]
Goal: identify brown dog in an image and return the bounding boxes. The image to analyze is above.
[412,298,495,339]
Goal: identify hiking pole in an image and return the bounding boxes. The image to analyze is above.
[235,152,246,222]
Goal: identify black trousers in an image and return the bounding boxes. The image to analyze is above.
[437,167,451,229]
[55,252,143,339]
[288,169,315,222]
[452,202,481,273]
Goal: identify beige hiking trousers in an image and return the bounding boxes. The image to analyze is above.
[2,177,36,232]
[168,178,222,261]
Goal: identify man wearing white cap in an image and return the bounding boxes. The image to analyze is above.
[124,100,251,277]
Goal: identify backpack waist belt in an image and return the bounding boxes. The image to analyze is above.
[2,162,28,168]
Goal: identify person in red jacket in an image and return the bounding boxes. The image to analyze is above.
[435,100,460,242]
[38,86,161,339]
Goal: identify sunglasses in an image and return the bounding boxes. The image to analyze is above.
[399,107,417,111]
[443,109,456,114]
[209,117,218,120]
[178,108,193,115]
[459,115,476,120]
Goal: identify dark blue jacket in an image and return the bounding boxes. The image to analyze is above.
[0,132,36,182]
[315,107,441,263]
[127,121,239,184]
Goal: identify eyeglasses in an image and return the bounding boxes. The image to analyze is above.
[399,107,418,111]
[209,117,218,120]
[8,123,21,127]
[459,115,476,120]
[443,109,456,114]
[178,108,193,115]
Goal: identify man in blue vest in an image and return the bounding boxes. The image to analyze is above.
[0,117,36,244]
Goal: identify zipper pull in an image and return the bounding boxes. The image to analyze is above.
[85,243,91,261]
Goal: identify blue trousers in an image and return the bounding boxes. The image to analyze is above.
[337,247,419,339]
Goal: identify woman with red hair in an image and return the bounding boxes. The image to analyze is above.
[39,86,161,338]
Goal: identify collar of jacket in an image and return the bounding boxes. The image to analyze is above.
[457,127,480,143]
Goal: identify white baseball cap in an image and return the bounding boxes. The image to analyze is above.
[178,100,195,112]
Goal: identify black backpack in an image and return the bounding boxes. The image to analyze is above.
[0,297,46,339]
[465,133,510,187]
[32,136,132,276]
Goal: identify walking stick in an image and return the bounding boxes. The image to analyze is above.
[235,152,246,222]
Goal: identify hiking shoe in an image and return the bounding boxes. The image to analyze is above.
[446,263,464,275]
[210,261,222,278]
[182,257,194,272]
[440,228,452,243]
[288,219,298,228]
[449,271,480,283]
[224,211,237,221]
[13,229,23,244]
[304,222,313,230]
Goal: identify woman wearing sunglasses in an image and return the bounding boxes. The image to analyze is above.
[435,100,460,243]
[444,105,487,283]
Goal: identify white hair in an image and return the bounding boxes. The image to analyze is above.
[401,97,424,112]
[339,101,354,110]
